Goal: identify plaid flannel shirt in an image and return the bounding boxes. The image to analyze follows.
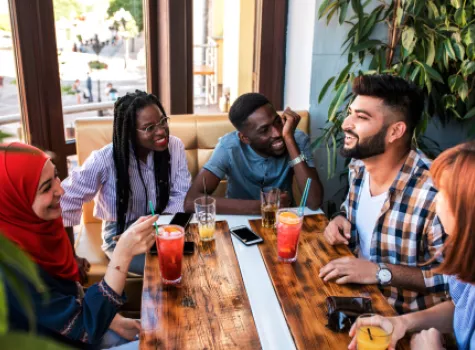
[341,149,449,314]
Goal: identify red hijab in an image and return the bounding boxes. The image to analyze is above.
[0,142,79,281]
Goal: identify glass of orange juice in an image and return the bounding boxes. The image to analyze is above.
[356,314,393,350]
[276,208,304,262]
[194,196,216,241]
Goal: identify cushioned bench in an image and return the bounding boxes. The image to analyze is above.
[73,112,310,283]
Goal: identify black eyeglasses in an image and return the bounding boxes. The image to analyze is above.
[137,117,170,134]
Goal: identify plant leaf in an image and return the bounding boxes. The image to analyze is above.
[468,43,475,60]
[427,1,440,18]
[455,8,467,27]
[449,74,464,93]
[328,83,348,122]
[426,36,436,66]
[410,65,421,82]
[462,61,475,77]
[463,25,475,46]
[418,62,444,83]
[318,76,336,103]
[0,332,70,349]
[402,27,416,54]
[0,279,6,335]
[0,235,45,293]
[335,62,354,88]
[326,5,339,25]
[339,0,349,24]
[464,106,475,119]
[450,0,461,9]
[395,3,403,26]
[443,94,457,109]
[459,81,469,101]
[350,39,384,52]
[318,0,331,18]
[453,42,465,60]
[444,39,457,60]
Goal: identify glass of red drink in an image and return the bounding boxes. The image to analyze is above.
[276,208,304,263]
[156,225,185,284]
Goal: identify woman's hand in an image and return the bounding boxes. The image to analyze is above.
[110,314,141,341]
[410,329,445,350]
[114,215,158,259]
[348,315,407,350]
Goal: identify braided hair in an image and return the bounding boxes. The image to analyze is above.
[112,90,171,235]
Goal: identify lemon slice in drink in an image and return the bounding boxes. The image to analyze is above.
[279,211,300,225]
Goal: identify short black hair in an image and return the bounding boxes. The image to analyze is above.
[352,74,424,139]
[229,93,272,129]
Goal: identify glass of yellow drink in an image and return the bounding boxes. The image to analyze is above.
[260,188,280,228]
[356,314,393,350]
[194,196,216,241]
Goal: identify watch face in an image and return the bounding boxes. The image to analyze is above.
[379,269,392,283]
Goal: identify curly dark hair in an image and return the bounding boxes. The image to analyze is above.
[112,90,170,235]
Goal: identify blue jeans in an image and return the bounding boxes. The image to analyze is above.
[101,329,139,349]
[102,221,146,275]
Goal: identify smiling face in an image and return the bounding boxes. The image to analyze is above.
[135,104,170,152]
[239,104,286,157]
[31,159,65,221]
[340,95,395,160]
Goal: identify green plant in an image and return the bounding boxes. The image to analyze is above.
[88,60,108,70]
[61,85,75,96]
[316,0,475,177]
[0,132,69,348]
[107,0,144,32]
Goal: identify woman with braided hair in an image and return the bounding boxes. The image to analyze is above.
[61,90,191,275]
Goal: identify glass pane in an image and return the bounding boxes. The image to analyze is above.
[52,0,147,141]
[0,0,22,143]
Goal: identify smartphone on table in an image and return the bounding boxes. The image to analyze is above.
[230,225,263,246]
[150,212,194,254]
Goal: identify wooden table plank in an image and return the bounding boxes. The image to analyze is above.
[250,214,410,350]
[140,221,261,350]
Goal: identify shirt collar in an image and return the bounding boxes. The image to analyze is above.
[348,148,427,194]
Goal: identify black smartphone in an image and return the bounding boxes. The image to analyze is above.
[184,241,195,255]
[169,212,193,228]
[230,225,263,246]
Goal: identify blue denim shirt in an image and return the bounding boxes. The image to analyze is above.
[203,130,315,200]
[449,276,475,350]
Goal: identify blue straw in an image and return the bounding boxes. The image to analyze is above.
[298,178,312,216]
[148,200,159,235]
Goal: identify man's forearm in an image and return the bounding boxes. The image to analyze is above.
[400,300,454,334]
[284,136,323,209]
[387,264,427,294]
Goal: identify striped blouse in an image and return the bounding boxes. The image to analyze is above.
[60,135,191,227]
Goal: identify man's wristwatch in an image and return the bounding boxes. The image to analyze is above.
[288,153,307,167]
[376,263,392,286]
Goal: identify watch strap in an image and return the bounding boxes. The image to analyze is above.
[288,153,307,167]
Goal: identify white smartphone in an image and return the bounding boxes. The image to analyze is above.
[230,225,263,246]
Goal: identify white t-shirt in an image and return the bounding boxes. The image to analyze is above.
[355,172,387,260]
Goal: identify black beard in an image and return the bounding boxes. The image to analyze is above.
[339,124,389,160]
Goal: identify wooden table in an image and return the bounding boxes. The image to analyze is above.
[249,214,410,350]
[140,221,260,350]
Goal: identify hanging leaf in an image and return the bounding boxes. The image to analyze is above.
[350,39,384,52]
[0,279,6,335]
[449,74,464,92]
[453,42,465,60]
[450,0,462,9]
[444,39,457,60]
[417,61,444,83]
[442,94,457,109]
[318,76,336,103]
[326,5,340,25]
[395,3,403,26]
[426,36,436,66]
[318,0,332,19]
[402,27,416,54]
[427,1,440,18]
[425,73,433,93]
[328,83,348,122]
[455,8,467,27]
[468,43,475,60]
[464,106,475,119]
[459,81,469,101]
[335,62,354,88]
[410,65,421,82]
[463,25,475,46]
[339,0,350,24]
[461,61,475,77]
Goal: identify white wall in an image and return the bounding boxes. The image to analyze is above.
[283,0,317,110]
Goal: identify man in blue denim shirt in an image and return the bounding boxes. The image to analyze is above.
[185,93,323,214]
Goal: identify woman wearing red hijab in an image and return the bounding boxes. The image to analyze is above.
[0,143,157,349]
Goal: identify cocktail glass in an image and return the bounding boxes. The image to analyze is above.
[276,208,304,262]
[156,225,185,285]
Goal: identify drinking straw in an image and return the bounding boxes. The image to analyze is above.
[367,328,373,341]
[203,177,208,224]
[148,200,159,235]
[298,178,312,215]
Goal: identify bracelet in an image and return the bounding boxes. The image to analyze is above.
[288,153,307,167]
[108,264,128,275]
[330,210,347,220]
